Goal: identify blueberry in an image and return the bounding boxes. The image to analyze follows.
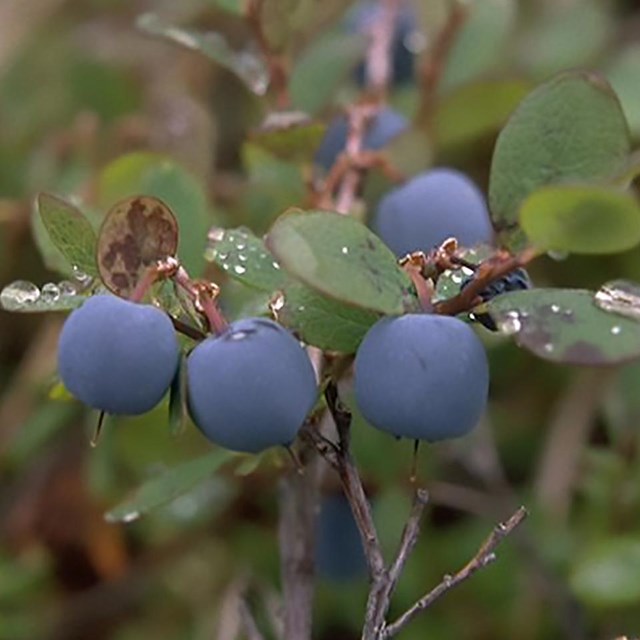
[348,1,418,86]
[354,314,489,441]
[186,318,317,453]
[373,168,495,257]
[315,492,367,583]
[57,295,180,415]
[315,107,408,172]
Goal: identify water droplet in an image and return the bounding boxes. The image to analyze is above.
[611,325,622,335]
[451,274,462,284]
[341,246,349,255]
[547,250,569,261]
[483,552,497,565]
[543,343,554,353]
[594,280,640,321]
[0,280,41,310]
[217,252,228,261]
[270,293,285,313]
[115,510,140,524]
[41,282,60,303]
[230,330,249,341]
[222,263,230,270]
[236,243,246,251]
[71,266,92,286]
[442,574,453,585]
[498,311,521,335]
[297,305,305,312]
[550,304,561,313]
[461,267,474,276]
[272,261,281,270]
[238,253,247,262]
[562,309,574,319]
[207,227,225,242]
[234,265,246,275]
[58,280,77,297]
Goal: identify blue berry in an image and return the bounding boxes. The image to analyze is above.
[315,492,367,583]
[186,318,317,453]
[57,295,180,415]
[315,107,408,172]
[354,314,489,441]
[373,168,494,257]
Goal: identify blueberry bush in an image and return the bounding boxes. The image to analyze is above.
[2,1,640,639]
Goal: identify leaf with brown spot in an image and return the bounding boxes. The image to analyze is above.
[97,196,179,297]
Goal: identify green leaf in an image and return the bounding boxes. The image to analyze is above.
[251,112,326,163]
[98,152,212,276]
[570,537,640,607]
[489,71,631,250]
[486,288,640,365]
[278,282,379,352]
[37,193,98,277]
[434,79,530,150]
[205,226,287,292]
[105,449,234,523]
[433,245,495,303]
[0,279,88,313]
[210,0,245,15]
[519,185,640,254]
[136,14,268,95]
[266,209,416,315]
[290,30,366,114]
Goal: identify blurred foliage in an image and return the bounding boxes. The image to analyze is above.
[2,1,640,639]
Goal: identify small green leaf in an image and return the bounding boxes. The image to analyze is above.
[486,288,640,365]
[434,79,530,151]
[105,449,234,523]
[278,282,379,352]
[606,44,640,139]
[290,31,366,114]
[570,537,640,607]
[489,71,631,250]
[168,354,188,437]
[206,226,287,292]
[136,14,269,95]
[251,112,326,163]
[98,152,212,276]
[37,193,98,277]
[266,209,416,315]
[520,185,640,254]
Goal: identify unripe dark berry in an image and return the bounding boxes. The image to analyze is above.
[57,294,180,415]
[354,314,489,441]
[373,168,494,257]
[186,318,317,453]
[315,107,408,172]
[462,267,533,331]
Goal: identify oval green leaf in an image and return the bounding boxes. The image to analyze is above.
[266,209,416,315]
[489,71,631,249]
[486,288,640,365]
[105,449,234,523]
[520,185,640,254]
[278,282,379,353]
[206,226,287,292]
[37,193,98,277]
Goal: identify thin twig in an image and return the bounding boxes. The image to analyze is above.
[382,507,528,638]
[238,597,266,640]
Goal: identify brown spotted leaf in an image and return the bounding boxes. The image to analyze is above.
[97,196,178,297]
[486,288,640,365]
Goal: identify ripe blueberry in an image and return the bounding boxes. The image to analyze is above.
[373,168,494,257]
[354,314,489,441]
[57,295,180,415]
[186,318,317,453]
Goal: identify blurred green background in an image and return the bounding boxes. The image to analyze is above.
[2,0,640,638]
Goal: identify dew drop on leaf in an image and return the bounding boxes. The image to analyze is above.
[40,282,61,303]
[0,280,41,310]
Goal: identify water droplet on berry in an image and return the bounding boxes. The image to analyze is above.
[0,280,41,310]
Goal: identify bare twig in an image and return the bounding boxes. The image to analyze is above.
[277,452,321,640]
[238,597,266,640]
[364,0,401,97]
[246,0,290,109]
[382,507,528,638]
